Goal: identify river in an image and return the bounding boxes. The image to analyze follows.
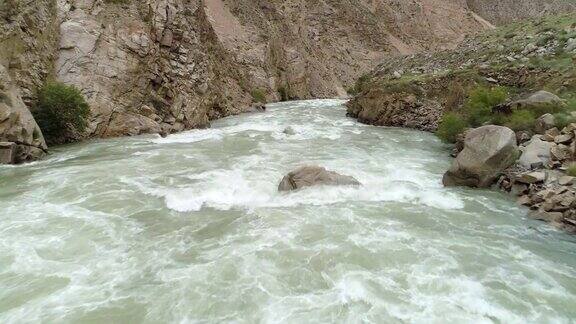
[1,99,576,323]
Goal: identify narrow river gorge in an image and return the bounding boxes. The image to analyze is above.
[1,100,576,323]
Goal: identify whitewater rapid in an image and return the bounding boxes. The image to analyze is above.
[0,99,575,323]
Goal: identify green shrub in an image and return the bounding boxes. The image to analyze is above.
[536,34,555,47]
[505,110,536,131]
[566,98,576,112]
[553,112,575,129]
[277,86,289,102]
[568,164,576,177]
[33,82,90,145]
[465,86,508,127]
[525,101,564,117]
[353,74,370,94]
[250,89,267,103]
[436,112,467,143]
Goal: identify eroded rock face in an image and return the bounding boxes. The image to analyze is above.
[346,90,443,132]
[278,166,361,192]
[55,0,253,139]
[0,0,58,163]
[443,125,518,188]
[0,66,47,164]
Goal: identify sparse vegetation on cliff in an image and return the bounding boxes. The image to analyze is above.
[250,89,267,104]
[348,14,576,136]
[33,82,90,145]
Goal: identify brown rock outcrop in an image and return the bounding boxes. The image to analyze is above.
[2,0,575,165]
[53,0,505,140]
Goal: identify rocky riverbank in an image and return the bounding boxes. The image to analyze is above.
[442,117,576,232]
[497,122,576,233]
[347,14,576,232]
[1,0,505,164]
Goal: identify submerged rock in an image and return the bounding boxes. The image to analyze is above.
[247,103,267,113]
[283,126,296,135]
[443,125,518,188]
[278,166,361,192]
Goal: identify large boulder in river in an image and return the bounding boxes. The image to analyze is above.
[278,166,361,191]
[443,125,518,188]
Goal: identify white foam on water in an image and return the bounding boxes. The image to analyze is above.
[124,167,465,213]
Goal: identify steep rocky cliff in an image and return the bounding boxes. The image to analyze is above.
[55,0,497,139]
[56,0,252,138]
[0,0,57,163]
[1,0,575,164]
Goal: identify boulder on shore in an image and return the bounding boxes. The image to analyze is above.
[534,113,555,134]
[518,135,556,169]
[443,125,518,188]
[510,91,565,112]
[278,166,361,192]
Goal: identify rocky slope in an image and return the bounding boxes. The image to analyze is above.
[466,0,576,25]
[347,14,576,131]
[1,0,575,164]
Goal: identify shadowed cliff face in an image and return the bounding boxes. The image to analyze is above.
[1,0,574,164]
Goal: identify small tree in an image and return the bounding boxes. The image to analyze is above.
[33,82,90,145]
[436,112,467,143]
[250,89,267,103]
[465,86,508,127]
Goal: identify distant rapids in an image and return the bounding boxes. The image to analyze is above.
[1,99,575,323]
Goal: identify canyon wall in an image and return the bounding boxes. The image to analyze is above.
[1,0,575,163]
[55,0,495,139]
